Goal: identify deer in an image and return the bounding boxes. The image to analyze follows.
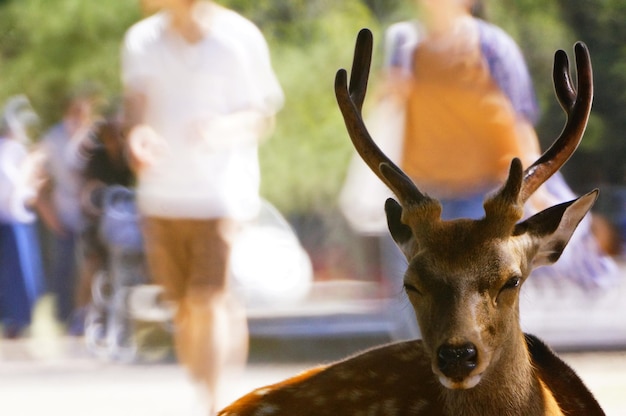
[218,29,605,416]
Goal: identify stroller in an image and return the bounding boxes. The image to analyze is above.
[84,185,174,362]
[84,185,314,362]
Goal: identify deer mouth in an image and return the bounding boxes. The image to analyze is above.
[438,373,483,390]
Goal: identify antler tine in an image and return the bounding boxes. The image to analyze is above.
[347,28,372,113]
[521,42,593,202]
[335,29,428,205]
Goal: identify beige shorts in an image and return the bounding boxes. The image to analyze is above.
[141,217,236,301]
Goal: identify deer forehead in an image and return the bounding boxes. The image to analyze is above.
[407,225,525,291]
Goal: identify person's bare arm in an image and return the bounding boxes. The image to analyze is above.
[123,88,147,134]
[123,88,157,173]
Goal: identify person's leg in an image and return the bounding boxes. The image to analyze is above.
[0,223,26,337]
[179,218,247,413]
[141,217,190,362]
[141,217,248,412]
[50,233,78,323]
[69,226,105,335]
[176,289,239,407]
[75,226,105,309]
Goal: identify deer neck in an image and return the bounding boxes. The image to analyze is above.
[440,332,547,416]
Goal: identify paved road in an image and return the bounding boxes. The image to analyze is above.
[1,335,625,416]
[0,336,299,416]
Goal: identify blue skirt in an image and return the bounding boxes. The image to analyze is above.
[0,222,44,329]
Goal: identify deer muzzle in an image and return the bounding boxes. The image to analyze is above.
[435,342,483,389]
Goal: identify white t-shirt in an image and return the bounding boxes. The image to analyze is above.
[0,138,36,223]
[122,4,284,220]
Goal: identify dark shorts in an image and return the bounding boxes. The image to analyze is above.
[141,217,236,301]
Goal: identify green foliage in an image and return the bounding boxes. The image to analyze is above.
[0,0,140,126]
[252,1,380,213]
[555,0,626,185]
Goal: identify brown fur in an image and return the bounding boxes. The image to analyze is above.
[218,336,601,415]
[526,334,604,415]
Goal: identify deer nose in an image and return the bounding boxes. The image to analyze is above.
[437,343,478,380]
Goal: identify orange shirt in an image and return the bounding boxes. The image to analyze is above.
[401,39,524,197]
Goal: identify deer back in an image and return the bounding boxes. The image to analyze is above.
[218,337,601,415]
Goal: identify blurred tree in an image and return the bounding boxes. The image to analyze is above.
[555,0,626,188]
[361,0,410,22]
[0,0,140,127]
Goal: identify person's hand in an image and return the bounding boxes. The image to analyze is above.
[21,148,46,194]
[127,125,167,172]
[378,67,414,102]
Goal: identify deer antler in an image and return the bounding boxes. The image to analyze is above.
[521,42,593,202]
[335,29,437,212]
[336,30,593,224]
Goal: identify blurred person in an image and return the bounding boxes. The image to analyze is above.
[122,0,284,412]
[388,0,615,282]
[76,102,135,316]
[0,96,45,338]
[344,0,617,337]
[342,0,542,308]
[36,85,102,334]
[341,0,541,254]
[383,0,543,219]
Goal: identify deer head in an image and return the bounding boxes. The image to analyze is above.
[335,29,596,392]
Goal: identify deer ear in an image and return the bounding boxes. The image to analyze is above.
[385,198,416,259]
[515,190,598,267]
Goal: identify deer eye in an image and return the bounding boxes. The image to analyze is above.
[501,276,521,291]
[404,283,422,295]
